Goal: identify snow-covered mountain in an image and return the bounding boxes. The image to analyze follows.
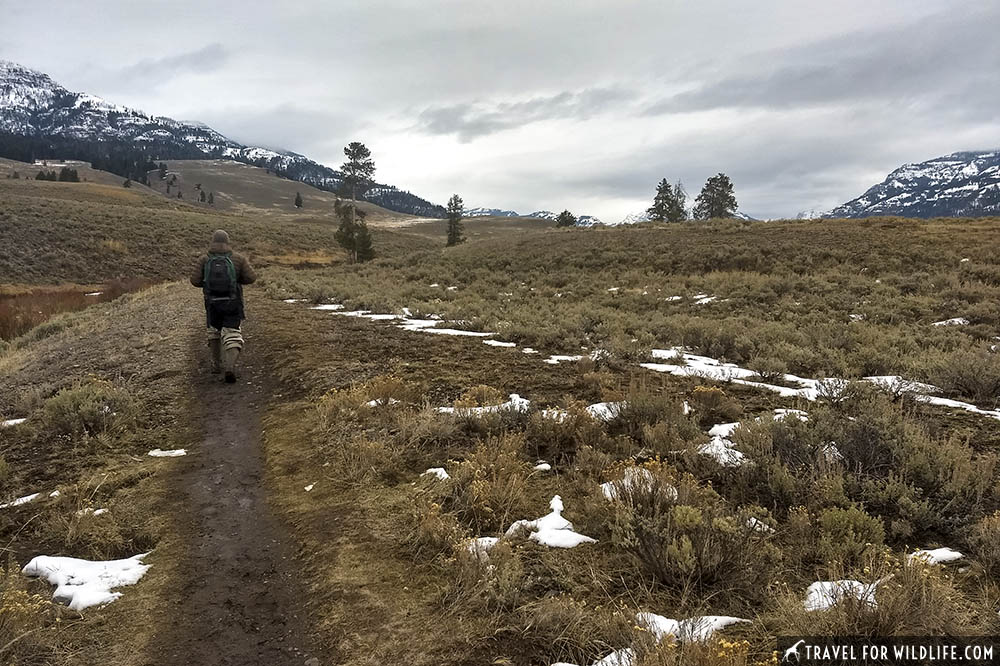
[0,60,445,217]
[796,208,829,220]
[463,207,520,217]
[525,210,557,220]
[827,151,1000,218]
[620,212,650,225]
[575,215,605,227]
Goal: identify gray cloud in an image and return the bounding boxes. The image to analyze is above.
[645,4,1000,117]
[415,87,637,141]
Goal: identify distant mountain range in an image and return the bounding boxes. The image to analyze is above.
[0,60,445,217]
[463,207,602,224]
[824,151,1000,218]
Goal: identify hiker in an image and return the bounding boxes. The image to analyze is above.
[190,230,257,383]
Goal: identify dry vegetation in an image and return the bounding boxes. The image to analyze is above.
[3,162,1000,665]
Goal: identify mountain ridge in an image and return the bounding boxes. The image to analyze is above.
[0,60,445,217]
[825,150,1000,218]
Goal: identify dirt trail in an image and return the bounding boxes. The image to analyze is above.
[145,322,320,666]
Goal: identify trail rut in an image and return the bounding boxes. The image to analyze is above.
[145,322,319,666]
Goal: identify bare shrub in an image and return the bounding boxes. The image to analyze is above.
[609,463,778,599]
[442,433,531,533]
[929,349,1000,405]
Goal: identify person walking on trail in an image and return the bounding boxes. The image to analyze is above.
[190,230,257,383]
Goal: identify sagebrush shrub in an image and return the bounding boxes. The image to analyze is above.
[441,433,531,533]
[609,463,777,598]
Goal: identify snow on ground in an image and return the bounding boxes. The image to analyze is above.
[533,462,552,472]
[522,347,539,354]
[505,496,596,548]
[638,612,750,643]
[85,291,102,297]
[908,547,963,564]
[22,553,151,611]
[643,348,1000,422]
[484,339,517,348]
[421,467,450,480]
[308,303,344,310]
[365,397,400,407]
[931,317,969,326]
[556,613,748,665]
[803,579,879,611]
[0,492,41,509]
[1,417,26,427]
[283,298,304,303]
[466,537,498,561]
[436,394,530,416]
[693,294,718,305]
[701,423,746,466]
[148,448,186,457]
[586,402,625,421]
[544,354,584,365]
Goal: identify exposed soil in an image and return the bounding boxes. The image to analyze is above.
[144,319,322,666]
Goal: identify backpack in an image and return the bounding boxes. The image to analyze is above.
[203,254,237,302]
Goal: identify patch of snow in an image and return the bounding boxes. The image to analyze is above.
[522,347,539,354]
[544,354,584,365]
[49,490,60,498]
[693,295,718,305]
[85,291,102,297]
[282,298,304,303]
[533,462,552,472]
[505,496,596,548]
[746,516,774,533]
[22,553,151,611]
[803,579,879,611]
[304,484,315,492]
[773,409,809,422]
[0,492,41,509]
[466,536,498,560]
[637,612,750,643]
[1,417,27,428]
[147,448,186,457]
[484,339,517,348]
[586,402,625,421]
[429,283,440,288]
[664,295,683,302]
[908,547,963,565]
[421,467,450,481]
[931,317,969,326]
[309,303,344,310]
[364,397,400,407]
[436,394,531,416]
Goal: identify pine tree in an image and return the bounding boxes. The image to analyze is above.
[208,192,215,205]
[446,194,464,246]
[670,181,688,222]
[693,173,738,219]
[555,210,577,227]
[334,199,375,263]
[294,191,303,208]
[158,163,167,180]
[354,221,375,262]
[123,178,131,188]
[340,142,375,226]
[647,178,673,222]
[199,190,206,202]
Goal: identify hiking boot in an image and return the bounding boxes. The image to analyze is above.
[208,339,222,374]
[222,347,240,383]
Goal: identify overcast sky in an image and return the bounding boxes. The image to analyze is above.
[2,0,998,220]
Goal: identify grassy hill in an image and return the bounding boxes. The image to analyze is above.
[0,156,149,189]
[147,159,423,226]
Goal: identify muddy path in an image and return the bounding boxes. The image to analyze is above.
[144,320,321,666]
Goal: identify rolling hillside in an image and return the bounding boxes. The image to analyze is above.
[147,159,424,226]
